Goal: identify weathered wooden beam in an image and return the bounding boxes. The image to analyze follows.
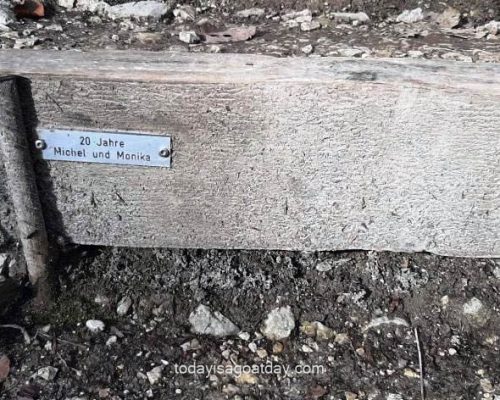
[0,76,50,293]
[0,50,499,257]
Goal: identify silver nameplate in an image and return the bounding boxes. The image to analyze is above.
[36,129,171,168]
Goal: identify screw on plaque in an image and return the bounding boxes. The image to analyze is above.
[35,139,46,150]
[159,148,171,158]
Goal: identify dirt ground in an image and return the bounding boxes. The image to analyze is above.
[1,0,500,399]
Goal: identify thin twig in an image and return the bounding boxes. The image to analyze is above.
[414,327,425,400]
[0,324,31,344]
[37,331,89,351]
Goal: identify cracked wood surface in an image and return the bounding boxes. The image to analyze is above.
[0,50,499,256]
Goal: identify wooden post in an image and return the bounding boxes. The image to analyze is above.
[0,76,50,301]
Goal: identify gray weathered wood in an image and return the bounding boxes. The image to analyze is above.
[0,76,49,286]
[0,50,499,257]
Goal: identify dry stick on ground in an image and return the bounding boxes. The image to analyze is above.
[0,76,50,304]
[414,327,426,400]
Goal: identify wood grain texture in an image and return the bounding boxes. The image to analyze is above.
[0,77,49,285]
[0,50,499,257]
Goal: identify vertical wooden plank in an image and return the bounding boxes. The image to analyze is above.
[0,76,49,298]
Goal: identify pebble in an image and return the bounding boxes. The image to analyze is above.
[107,1,172,21]
[106,335,117,346]
[179,30,200,44]
[173,5,195,22]
[403,368,419,378]
[272,341,284,353]
[57,0,74,9]
[116,296,132,316]
[396,8,425,24]
[338,48,364,58]
[37,366,58,381]
[315,258,350,272]
[86,319,105,333]
[463,297,490,326]
[362,316,409,332]
[236,8,265,18]
[76,0,109,15]
[331,12,370,24]
[434,7,461,29]
[281,9,311,22]
[188,304,239,337]
[146,366,162,385]
[300,20,321,32]
[448,348,457,355]
[261,306,295,341]
[136,32,162,45]
[480,378,494,393]
[345,392,358,400]
[235,372,258,385]
[256,348,268,358]
[334,332,350,344]
[0,2,13,29]
[238,331,250,341]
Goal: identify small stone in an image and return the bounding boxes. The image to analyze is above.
[480,378,494,393]
[248,342,257,352]
[181,338,201,352]
[407,50,424,58]
[116,296,132,316]
[315,322,335,340]
[301,44,314,54]
[272,342,284,353]
[448,348,457,355]
[136,32,162,45]
[222,384,240,395]
[300,20,321,32]
[86,319,105,333]
[345,392,358,400]
[261,306,295,340]
[334,333,350,344]
[235,372,258,384]
[300,321,317,337]
[281,9,312,22]
[256,348,268,358]
[396,8,425,24]
[463,297,490,326]
[173,5,195,22]
[493,266,500,279]
[189,304,239,337]
[238,331,250,341]
[483,21,500,36]
[106,335,117,346]
[179,30,200,44]
[57,0,74,9]
[236,8,265,18]
[403,368,419,378]
[45,24,63,31]
[301,344,314,353]
[435,7,461,29]
[107,1,172,21]
[94,294,110,306]
[76,0,109,15]
[37,366,58,381]
[331,12,370,24]
[338,48,364,58]
[315,258,351,272]
[146,366,162,385]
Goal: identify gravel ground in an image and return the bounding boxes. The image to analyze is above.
[1,1,500,399]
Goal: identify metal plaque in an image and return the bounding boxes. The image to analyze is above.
[36,129,171,168]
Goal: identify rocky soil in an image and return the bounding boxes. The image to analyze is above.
[1,0,500,399]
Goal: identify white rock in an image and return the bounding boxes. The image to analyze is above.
[434,7,461,29]
[331,12,370,23]
[0,1,13,27]
[0,254,8,269]
[396,8,424,24]
[493,266,500,280]
[301,44,313,54]
[179,30,200,44]
[37,366,58,381]
[146,366,163,385]
[362,316,409,332]
[482,20,500,35]
[238,331,251,341]
[117,296,132,316]
[57,0,75,9]
[463,297,484,315]
[86,319,105,333]
[386,394,403,400]
[107,1,172,21]
[76,0,109,14]
[261,306,295,340]
[189,304,239,337]
[106,335,117,346]
[338,48,364,58]
[236,8,265,18]
[316,258,351,272]
[300,20,321,32]
[281,9,312,22]
[173,5,195,22]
